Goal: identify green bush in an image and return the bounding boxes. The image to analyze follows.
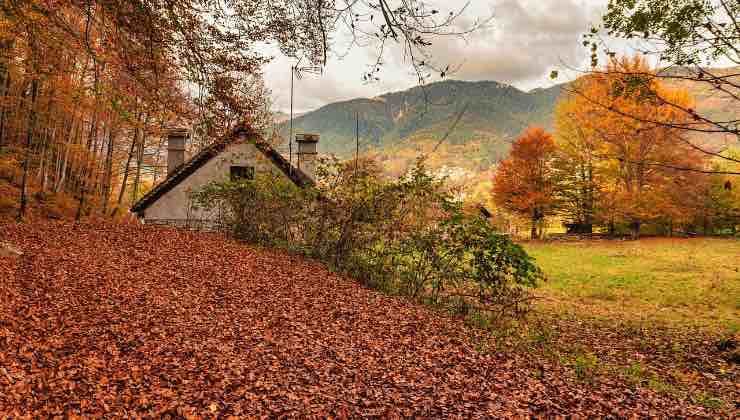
[190,158,543,320]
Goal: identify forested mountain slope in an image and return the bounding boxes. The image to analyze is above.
[280,67,738,173]
[281,80,563,159]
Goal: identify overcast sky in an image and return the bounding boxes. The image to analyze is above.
[264,0,618,113]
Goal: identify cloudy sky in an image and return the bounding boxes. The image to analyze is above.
[264,0,619,113]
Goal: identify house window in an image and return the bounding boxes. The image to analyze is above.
[230,166,254,181]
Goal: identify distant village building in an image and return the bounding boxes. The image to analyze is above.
[131,125,318,228]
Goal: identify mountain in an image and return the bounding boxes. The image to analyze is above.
[278,67,738,180]
[280,80,564,163]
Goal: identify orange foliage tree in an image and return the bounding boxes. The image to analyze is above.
[556,55,710,238]
[492,127,557,239]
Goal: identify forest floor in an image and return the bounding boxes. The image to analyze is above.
[0,221,737,417]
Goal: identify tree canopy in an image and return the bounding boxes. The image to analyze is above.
[0,0,478,220]
[577,0,739,152]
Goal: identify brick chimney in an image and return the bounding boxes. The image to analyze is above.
[167,128,188,175]
[296,133,319,179]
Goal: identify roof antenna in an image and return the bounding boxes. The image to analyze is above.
[355,111,359,173]
[289,64,295,174]
[289,59,322,175]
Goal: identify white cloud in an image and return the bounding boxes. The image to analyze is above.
[263,0,610,113]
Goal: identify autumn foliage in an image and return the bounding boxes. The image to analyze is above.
[0,221,731,417]
[493,56,740,238]
[492,127,557,239]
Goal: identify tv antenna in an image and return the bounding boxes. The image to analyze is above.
[289,58,322,172]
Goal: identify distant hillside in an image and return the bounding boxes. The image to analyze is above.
[277,67,738,180]
[280,80,564,159]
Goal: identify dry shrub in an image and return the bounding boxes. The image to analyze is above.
[191,158,543,321]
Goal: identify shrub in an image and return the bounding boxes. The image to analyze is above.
[190,158,543,321]
[189,172,311,246]
[573,352,599,381]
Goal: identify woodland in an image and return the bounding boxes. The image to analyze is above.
[493,57,740,240]
[1,0,739,417]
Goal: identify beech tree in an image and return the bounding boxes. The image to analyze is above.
[552,90,604,234]
[492,127,557,240]
[577,0,740,166]
[554,55,711,238]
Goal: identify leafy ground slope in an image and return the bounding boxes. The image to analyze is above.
[0,222,735,417]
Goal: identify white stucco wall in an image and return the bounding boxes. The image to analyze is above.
[143,141,291,223]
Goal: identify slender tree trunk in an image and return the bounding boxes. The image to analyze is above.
[630,220,641,240]
[41,129,50,192]
[132,115,149,203]
[0,70,10,152]
[102,124,117,215]
[76,116,99,221]
[113,122,141,216]
[35,89,56,188]
[55,117,77,193]
[132,136,143,203]
[78,65,100,200]
[18,78,39,220]
[91,122,108,197]
[75,186,85,221]
[0,40,12,152]
[36,129,46,183]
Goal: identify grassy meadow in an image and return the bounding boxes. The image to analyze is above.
[524,238,740,332]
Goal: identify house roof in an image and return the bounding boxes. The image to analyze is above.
[131,125,314,214]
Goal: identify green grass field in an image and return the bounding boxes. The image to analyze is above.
[524,238,740,331]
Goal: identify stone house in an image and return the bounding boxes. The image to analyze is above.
[131,125,319,228]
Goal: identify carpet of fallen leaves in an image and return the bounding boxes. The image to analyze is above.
[0,221,734,417]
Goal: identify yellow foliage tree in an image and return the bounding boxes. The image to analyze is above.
[555,55,708,238]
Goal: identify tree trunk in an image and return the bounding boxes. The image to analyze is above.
[54,117,77,193]
[630,220,640,240]
[102,124,117,215]
[0,40,12,152]
[91,123,108,197]
[75,186,85,221]
[0,68,10,152]
[18,78,39,220]
[113,122,141,216]
[131,115,149,203]
[76,116,99,221]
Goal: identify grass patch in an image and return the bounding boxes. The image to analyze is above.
[621,362,677,394]
[524,238,740,329]
[692,392,725,409]
[572,352,599,382]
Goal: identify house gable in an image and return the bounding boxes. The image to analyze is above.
[131,126,312,223]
